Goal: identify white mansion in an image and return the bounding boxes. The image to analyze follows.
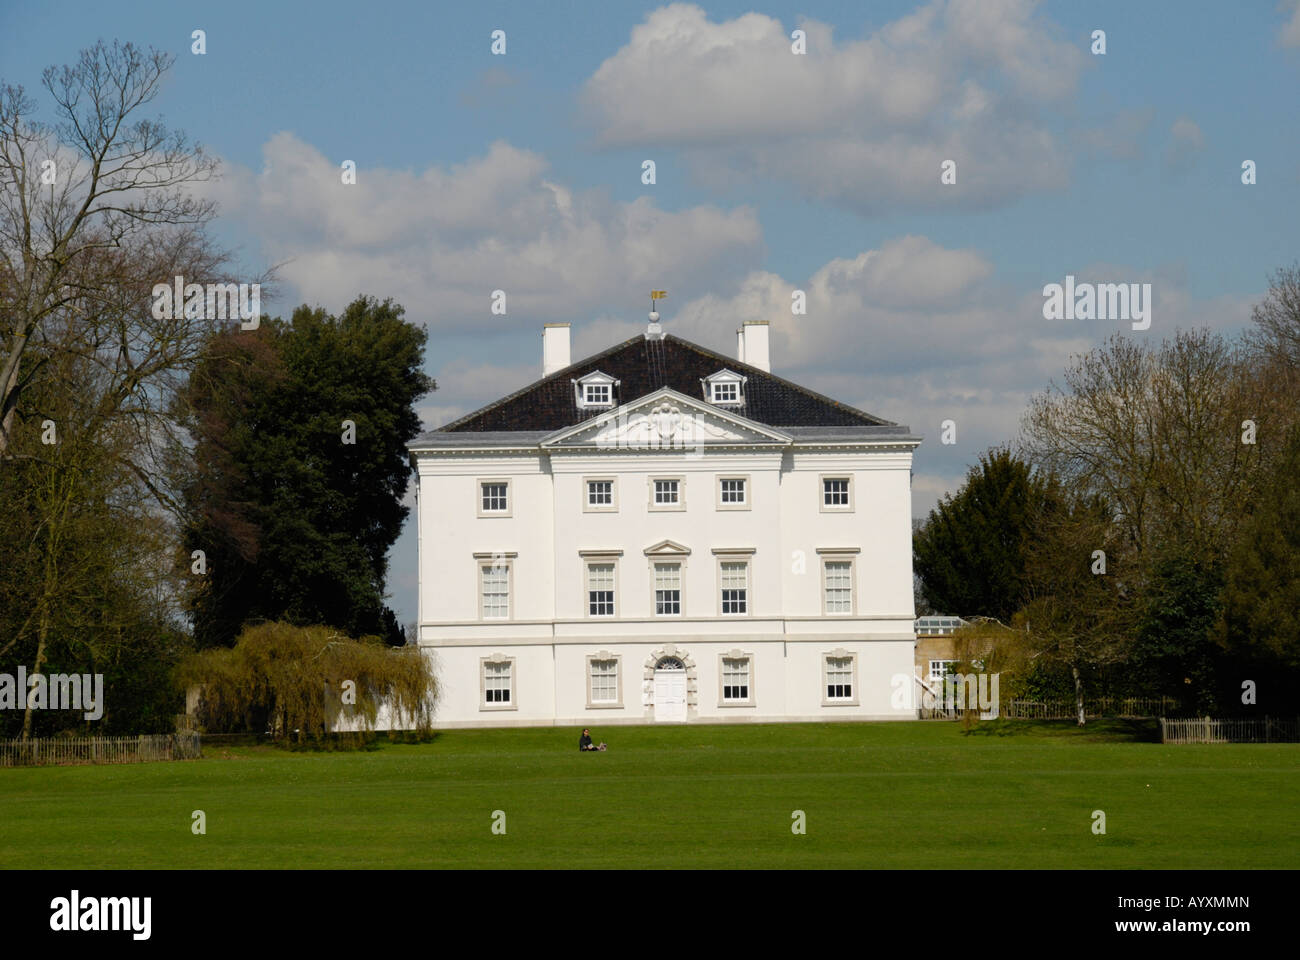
[407,317,921,727]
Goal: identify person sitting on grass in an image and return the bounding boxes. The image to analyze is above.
[578,728,607,751]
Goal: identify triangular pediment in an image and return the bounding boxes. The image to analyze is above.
[540,388,792,450]
[644,539,691,556]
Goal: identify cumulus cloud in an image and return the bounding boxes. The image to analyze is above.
[200,132,762,332]
[661,237,1257,515]
[1281,1,1300,47]
[580,1,1084,213]
[1073,107,1156,164]
[1164,118,1206,175]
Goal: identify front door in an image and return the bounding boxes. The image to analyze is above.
[654,658,687,722]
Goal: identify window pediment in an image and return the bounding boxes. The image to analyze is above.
[644,539,691,556]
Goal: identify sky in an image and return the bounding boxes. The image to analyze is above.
[4,0,1299,627]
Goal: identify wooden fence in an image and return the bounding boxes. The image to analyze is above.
[0,732,202,767]
[1000,697,1179,720]
[919,696,1179,720]
[1159,717,1300,744]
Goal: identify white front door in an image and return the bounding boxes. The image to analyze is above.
[654,659,687,722]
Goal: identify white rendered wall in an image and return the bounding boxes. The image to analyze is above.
[412,434,916,727]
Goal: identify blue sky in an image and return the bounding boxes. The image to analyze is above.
[5,0,1299,626]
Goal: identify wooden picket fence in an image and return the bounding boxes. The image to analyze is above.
[1000,697,1179,720]
[0,732,202,767]
[919,695,1179,720]
[1160,717,1300,744]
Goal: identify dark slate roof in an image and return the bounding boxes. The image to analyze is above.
[434,334,900,434]
[782,425,921,442]
[412,431,552,448]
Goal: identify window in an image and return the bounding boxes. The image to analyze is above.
[720,561,748,615]
[701,370,747,406]
[822,477,851,510]
[587,562,615,617]
[824,560,853,614]
[481,656,516,711]
[588,657,620,706]
[825,656,854,702]
[481,563,509,619]
[711,381,739,404]
[478,479,510,517]
[929,660,958,682]
[722,657,751,703]
[821,651,859,706]
[574,371,619,409]
[717,476,749,510]
[649,476,684,510]
[584,477,617,512]
[654,562,681,616]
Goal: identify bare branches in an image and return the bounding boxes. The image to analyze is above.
[1019,329,1261,565]
[1,39,222,461]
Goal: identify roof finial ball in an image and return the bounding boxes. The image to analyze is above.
[646,290,666,341]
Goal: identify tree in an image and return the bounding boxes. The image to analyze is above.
[1131,544,1223,712]
[1021,329,1260,568]
[1216,425,1300,707]
[1018,483,1135,725]
[175,622,436,743]
[913,447,1047,621]
[0,343,187,738]
[1018,329,1269,712]
[178,296,434,648]
[0,40,231,464]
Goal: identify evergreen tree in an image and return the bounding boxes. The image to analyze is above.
[913,447,1046,621]
[179,296,433,647]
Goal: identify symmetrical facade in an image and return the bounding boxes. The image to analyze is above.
[408,319,922,727]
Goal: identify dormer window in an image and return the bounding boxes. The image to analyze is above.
[701,369,746,406]
[574,371,619,409]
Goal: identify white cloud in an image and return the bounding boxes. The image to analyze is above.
[1281,1,1300,47]
[201,133,762,332]
[1164,118,1206,175]
[581,1,1084,213]
[665,238,1258,517]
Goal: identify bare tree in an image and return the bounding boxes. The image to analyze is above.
[0,40,222,463]
[1020,330,1262,566]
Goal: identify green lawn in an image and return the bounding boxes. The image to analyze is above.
[2,720,1296,868]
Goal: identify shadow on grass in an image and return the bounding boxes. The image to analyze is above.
[961,717,1161,743]
[201,730,442,754]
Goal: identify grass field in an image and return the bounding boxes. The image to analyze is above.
[2,720,1297,869]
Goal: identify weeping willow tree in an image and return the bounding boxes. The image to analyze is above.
[175,622,435,743]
